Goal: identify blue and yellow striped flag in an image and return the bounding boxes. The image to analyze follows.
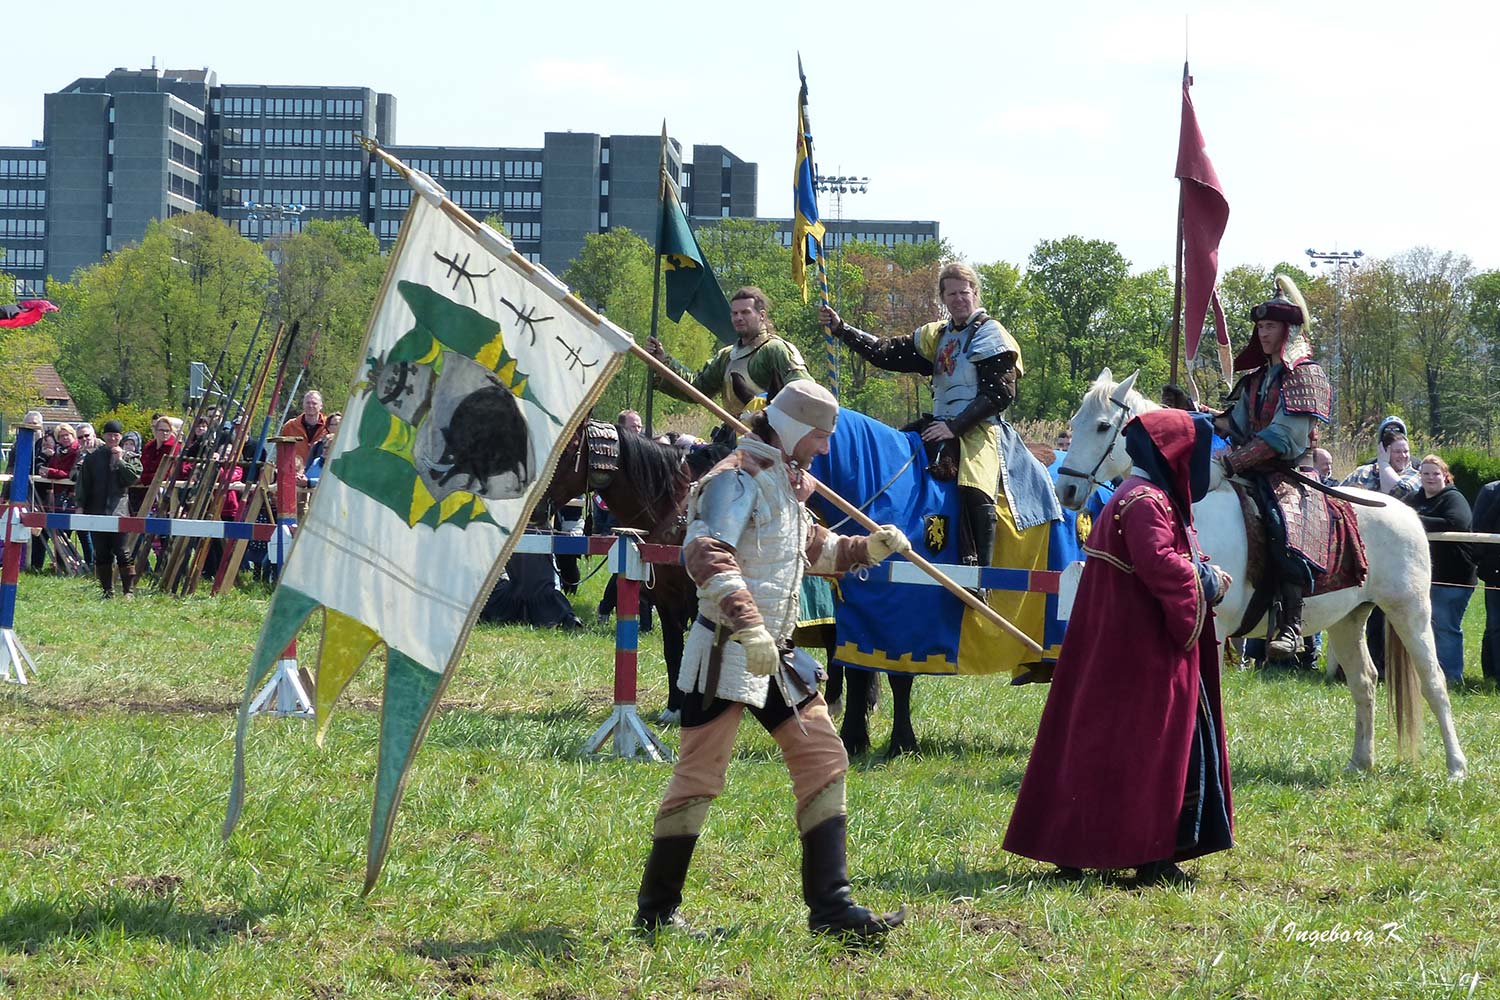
[793,57,826,303]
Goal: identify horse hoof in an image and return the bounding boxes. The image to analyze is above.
[1448,762,1468,781]
[842,737,871,757]
[886,736,918,759]
[1344,759,1373,775]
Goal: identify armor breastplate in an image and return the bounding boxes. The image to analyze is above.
[723,346,766,413]
[931,323,981,420]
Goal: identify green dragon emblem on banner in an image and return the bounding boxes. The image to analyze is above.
[330,281,560,529]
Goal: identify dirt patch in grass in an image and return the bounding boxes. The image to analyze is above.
[112,873,184,897]
[533,986,589,1000]
[944,901,1057,952]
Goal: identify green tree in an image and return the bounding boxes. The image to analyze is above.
[562,228,716,427]
[49,212,271,415]
[269,218,385,415]
[1395,247,1474,438]
[1467,271,1500,447]
[1025,236,1131,416]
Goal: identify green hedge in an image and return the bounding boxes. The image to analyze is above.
[1443,446,1500,502]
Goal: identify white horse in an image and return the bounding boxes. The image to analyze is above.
[1057,369,1466,779]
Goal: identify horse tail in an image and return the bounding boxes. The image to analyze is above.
[1386,621,1423,762]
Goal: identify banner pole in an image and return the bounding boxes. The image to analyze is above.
[360,138,1040,654]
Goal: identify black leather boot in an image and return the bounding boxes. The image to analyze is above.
[956,486,997,601]
[96,563,114,599]
[634,835,700,936]
[801,815,906,942]
[1268,582,1306,661]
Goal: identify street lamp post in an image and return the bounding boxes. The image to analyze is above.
[812,173,869,307]
[244,201,307,242]
[1305,247,1363,430]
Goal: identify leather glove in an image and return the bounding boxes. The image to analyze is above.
[866,524,911,563]
[733,625,780,676]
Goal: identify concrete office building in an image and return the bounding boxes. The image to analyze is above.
[1,64,937,295]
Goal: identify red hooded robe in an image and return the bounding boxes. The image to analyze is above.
[1004,408,1233,870]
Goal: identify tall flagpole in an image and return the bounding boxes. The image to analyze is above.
[1169,60,1189,387]
[798,55,836,396]
[644,122,668,436]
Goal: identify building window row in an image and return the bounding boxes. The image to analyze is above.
[169,141,202,173]
[13,277,45,296]
[381,188,412,209]
[223,158,326,178]
[383,158,517,180]
[224,128,350,147]
[509,221,540,241]
[0,218,45,236]
[0,159,46,177]
[379,219,402,238]
[453,189,504,210]
[503,190,541,210]
[168,173,200,201]
[3,248,45,267]
[169,108,203,140]
[216,96,364,118]
[505,160,542,179]
[0,189,45,207]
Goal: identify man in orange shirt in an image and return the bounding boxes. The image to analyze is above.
[278,390,327,468]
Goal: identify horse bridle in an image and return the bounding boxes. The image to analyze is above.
[1056,396,1132,493]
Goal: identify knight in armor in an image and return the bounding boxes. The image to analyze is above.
[645,285,811,416]
[1213,275,1333,661]
[820,262,1019,577]
[633,381,911,943]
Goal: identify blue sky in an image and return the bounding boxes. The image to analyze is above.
[4,0,1496,273]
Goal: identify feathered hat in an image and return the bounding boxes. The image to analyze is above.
[1234,273,1314,371]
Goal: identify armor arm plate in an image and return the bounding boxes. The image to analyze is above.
[836,324,933,375]
[685,469,756,547]
[1280,363,1333,420]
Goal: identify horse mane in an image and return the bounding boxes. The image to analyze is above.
[616,430,692,515]
[684,442,732,480]
[1081,374,1162,419]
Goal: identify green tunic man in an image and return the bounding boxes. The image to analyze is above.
[645,286,812,416]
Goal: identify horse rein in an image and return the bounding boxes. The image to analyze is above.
[1056,396,1131,493]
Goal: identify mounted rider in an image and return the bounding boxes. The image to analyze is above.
[820,262,1021,577]
[1213,274,1332,660]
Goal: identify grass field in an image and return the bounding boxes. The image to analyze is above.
[2,567,1498,999]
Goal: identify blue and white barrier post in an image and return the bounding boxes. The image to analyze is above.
[2,422,39,684]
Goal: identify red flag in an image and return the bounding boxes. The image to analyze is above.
[0,300,58,329]
[1174,63,1229,366]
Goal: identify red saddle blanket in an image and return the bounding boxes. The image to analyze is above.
[1233,475,1368,595]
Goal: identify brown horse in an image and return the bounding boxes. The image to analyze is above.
[544,421,714,714]
[543,421,890,747]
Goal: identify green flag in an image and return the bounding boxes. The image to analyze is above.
[659,184,736,345]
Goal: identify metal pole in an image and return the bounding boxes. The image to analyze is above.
[1305,248,1363,432]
